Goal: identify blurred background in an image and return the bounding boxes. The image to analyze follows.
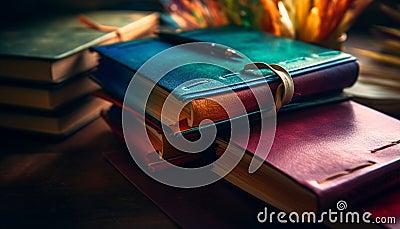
[0,0,399,118]
[0,0,163,28]
[0,0,397,30]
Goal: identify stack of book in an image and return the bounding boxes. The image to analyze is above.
[92,25,359,168]
[91,25,400,225]
[0,10,159,137]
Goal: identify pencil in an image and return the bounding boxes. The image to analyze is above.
[282,0,296,29]
[277,1,295,38]
[296,0,311,40]
[261,0,281,36]
[321,0,353,41]
[331,0,373,41]
[314,0,327,41]
[303,6,320,42]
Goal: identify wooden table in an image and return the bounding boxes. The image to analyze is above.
[0,117,178,228]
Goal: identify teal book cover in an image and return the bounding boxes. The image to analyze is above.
[0,11,158,59]
[91,25,359,128]
[0,11,159,82]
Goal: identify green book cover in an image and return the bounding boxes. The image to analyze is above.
[91,25,359,131]
[0,11,158,59]
[0,10,159,82]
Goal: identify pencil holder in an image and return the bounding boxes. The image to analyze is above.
[313,33,347,51]
[312,33,347,51]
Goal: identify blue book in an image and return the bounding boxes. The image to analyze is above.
[90,25,358,132]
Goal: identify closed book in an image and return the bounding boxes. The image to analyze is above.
[104,149,400,228]
[0,74,100,110]
[95,88,351,160]
[213,100,400,213]
[0,97,110,137]
[0,11,159,83]
[100,104,210,172]
[91,25,359,130]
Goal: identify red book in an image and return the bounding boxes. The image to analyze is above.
[104,151,400,228]
[103,100,400,228]
[214,100,400,213]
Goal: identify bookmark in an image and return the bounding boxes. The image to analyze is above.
[243,62,294,111]
[77,14,126,41]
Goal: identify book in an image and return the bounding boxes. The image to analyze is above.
[91,25,359,131]
[103,149,277,228]
[96,89,351,161]
[0,75,100,110]
[0,10,159,83]
[100,104,212,171]
[212,100,400,213]
[104,149,400,228]
[0,97,110,136]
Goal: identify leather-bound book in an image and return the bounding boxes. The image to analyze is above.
[103,100,400,228]
[214,100,400,213]
[100,104,211,172]
[90,25,359,130]
[0,11,159,83]
[95,89,350,162]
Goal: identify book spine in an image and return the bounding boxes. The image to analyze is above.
[188,61,359,127]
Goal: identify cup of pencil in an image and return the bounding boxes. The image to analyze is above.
[161,0,373,50]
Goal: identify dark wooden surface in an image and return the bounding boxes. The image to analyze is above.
[0,117,178,228]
